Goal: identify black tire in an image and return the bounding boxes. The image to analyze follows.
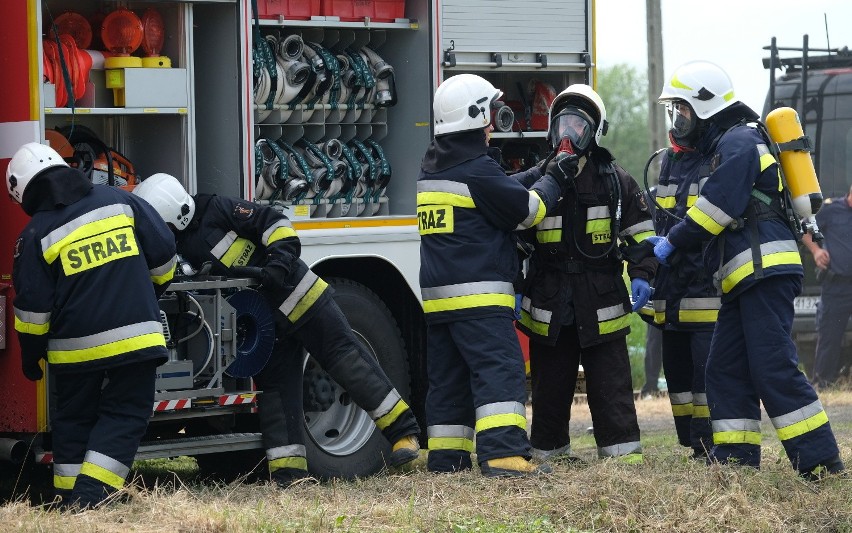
[294,278,411,480]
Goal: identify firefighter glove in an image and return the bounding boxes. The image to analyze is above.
[630,278,652,312]
[545,152,579,189]
[22,355,44,381]
[647,236,675,265]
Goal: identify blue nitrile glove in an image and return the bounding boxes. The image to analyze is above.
[646,236,675,265]
[514,293,523,320]
[630,278,652,312]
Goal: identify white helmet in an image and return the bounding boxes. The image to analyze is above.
[547,84,608,149]
[6,142,69,203]
[433,74,502,136]
[133,173,195,231]
[658,60,738,119]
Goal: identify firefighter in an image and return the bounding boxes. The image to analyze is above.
[418,73,572,477]
[648,60,845,480]
[640,104,717,458]
[517,84,656,464]
[133,173,421,485]
[7,142,177,509]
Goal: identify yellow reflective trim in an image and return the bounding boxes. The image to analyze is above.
[776,410,829,441]
[713,430,762,445]
[43,215,135,265]
[427,437,475,452]
[678,309,719,323]
[693,405,710,418]
[599,314,630,335]
[632,231,655,242]
[671,403,694,417]
[423,293,514,314]
[375,400,409,430]
[269,456,308,472]
[59,227,139,276]
[670,75,693,91]
[15,316,50,335]
[686,206,725,235]
[220,238,256,267]
[288,277,328,323]
[657,196,677,209]
[48,332,166,365]
[417,191,475,208]
[759,153,776,172]
[418,205,454,235]
[266,226,297,244]
[723,90,735,102]
[519,310,550,336]
[686,195,697,207]
[475,412,526,433]
[53,475,76,490]
[151,264,176,285]
[618,453,644,464]
[722,251,803,293]
[586,219,610,233]
[80,462,125,490]
[536,229,562,243]
[530,192,547,227]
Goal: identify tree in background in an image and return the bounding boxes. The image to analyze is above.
[596,64,656,186]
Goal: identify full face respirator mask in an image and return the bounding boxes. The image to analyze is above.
[549,106,596,156]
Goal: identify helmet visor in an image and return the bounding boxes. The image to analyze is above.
[550,108,595,152]
[666,101,697,139]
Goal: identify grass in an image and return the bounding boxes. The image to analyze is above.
[2,392,851,532]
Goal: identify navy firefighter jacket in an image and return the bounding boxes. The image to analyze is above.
[13,167,177,375]
[417,130,562,325]
[666,112,803,302]
[175,194,332,331]
[642,149,721,331]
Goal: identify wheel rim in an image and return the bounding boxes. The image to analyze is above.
[302,330,376,456]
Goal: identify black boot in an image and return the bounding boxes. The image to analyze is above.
[800,455,846,482]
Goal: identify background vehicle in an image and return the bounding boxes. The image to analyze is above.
[0,0,594,486]
[763,36,852,374]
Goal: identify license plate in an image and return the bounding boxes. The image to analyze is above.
[794,296,819,315]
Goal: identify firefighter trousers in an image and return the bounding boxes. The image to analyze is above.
[258,299,420,481]
[51,359,158,509]
[662,329,712,455]
[425,317,530,472]
[706,275,840,471]
[530,325,641,459]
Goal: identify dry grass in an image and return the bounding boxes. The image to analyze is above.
[2,392,851,533]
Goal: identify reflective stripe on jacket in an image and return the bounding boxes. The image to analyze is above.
[417,154,560,324]
[667,123,803,301]
[643,149,720,331]
[518,149,656,347]
[12,182,175,373]
[175,194,331,331]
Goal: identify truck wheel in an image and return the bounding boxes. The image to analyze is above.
[297,278,411,480]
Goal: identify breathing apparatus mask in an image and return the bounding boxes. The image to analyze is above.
[665,100,701,151]
[549,106,596,156]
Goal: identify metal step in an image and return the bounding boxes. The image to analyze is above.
[135,432,263,461]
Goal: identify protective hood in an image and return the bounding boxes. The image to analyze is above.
[695,101,760,154]
[709,101,759,129]
[421,129,488,173]
[21,165,93,216]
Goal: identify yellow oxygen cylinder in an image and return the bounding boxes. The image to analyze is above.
[765,107,823,229]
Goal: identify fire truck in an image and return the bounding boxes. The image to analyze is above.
[0,0,595,485]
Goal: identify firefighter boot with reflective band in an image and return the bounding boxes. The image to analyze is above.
[480,456,553,478]
[387,435,420,468]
